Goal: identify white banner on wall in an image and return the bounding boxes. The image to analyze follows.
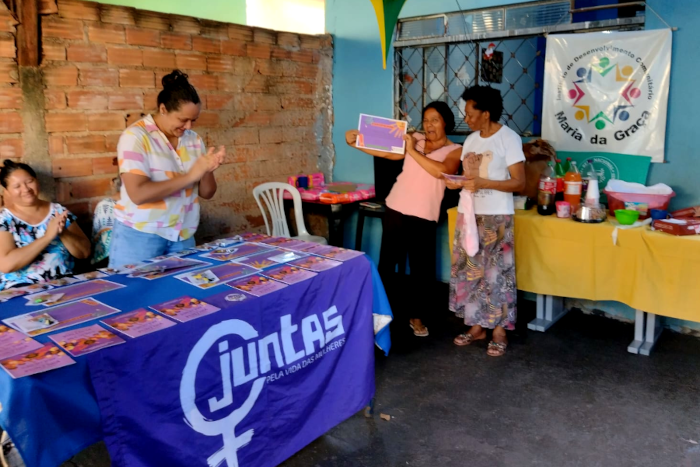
[542,29,671,163]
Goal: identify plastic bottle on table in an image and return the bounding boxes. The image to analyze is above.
[581,159,595,203]
[564,160,582,211]
[583,160,600,206]
[537,161,557,216]
[554,159,565,202]
[563,157,572,174]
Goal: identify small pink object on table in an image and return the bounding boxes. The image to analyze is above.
[556,201,571,218]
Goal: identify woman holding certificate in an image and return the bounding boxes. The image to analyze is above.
[345,102,462,337]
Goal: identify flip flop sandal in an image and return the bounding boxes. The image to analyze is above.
[409,323,429,337]
[487,341,507,357]
[453,332,483,346]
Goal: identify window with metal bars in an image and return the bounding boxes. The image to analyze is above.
[394,1,645,137]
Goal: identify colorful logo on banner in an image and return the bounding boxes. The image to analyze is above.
[180,308,346,467]
[542,30,671,163]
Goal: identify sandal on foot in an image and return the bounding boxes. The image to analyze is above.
[453,332,485,346]
[487,341,507,357]
[409,323,429,337]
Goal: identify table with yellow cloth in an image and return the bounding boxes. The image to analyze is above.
[447,207,700,355]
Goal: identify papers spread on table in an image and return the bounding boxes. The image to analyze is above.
[200,243,272,262]
[49,324,125,357]
[289,256,342,272]
[101,309,176,338]
[236,249,307,269]
[0,324,42,360]
[175,263,257,289]
[227,274,288,297]
[0,343,75,379]
[149,296,221,323]
[127,257,209,280]
[264,264,317,285]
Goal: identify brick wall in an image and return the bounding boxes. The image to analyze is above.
[1,0,334,240]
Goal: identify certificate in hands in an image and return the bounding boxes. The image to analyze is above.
[356,114,408,155]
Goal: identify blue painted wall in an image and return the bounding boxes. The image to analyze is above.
[327,1,700,335]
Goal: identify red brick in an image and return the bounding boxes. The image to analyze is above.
[277,33,300,48]
[271,47,292,61]
[162,33,192,50]
[221,40,246,57]
[246,43,271,59]
[42,17,84,40]
[0,11,17,34]
[228,25,253,42]
[256,95,282,111]
[171,16,200,34]
[64,202,90,218]
[195,112,219,128]
[125,28,160,47]
[283,127,304,143]
[238,111,273,127]
[87,113,125,131]
[45,90,66,110]
[70,177,113,199]
[56,181,71,203]
[0,138,23,159]
[0,88,21,109]
[253,29,276,45]
[244,75,269,93]
[232,57,255,75]
[39,2,57,15]
[134,11,170,31]
[92,156,118,175]
[119,69,155,88]
[0,35,15,59]
[88,24,126,44]
[254,60,280,76]
[43,65,78,86]
[218,75,244,93]
[280,96,316,109]
[0,60,17,84]
[207,56,234,73]
[206,95,234,110]
[78,68,118,87]
[65,135,107,154]
[45,112,87,132]
[289,50,315,63]
[52,158,93,177]
[126,112,146,126]
[100,5,136,26]
[0,112,22,133]
[107,47,143,66]
[42,42,66,61]
[259,128,284,144]
[270,78,315,95]
[48,135,64,155]
[300,36,323,50]
[142,49,175,69]
[143,92,159,110]
[231,128,258,145]
[193,37,221,54]
[200,22,229,40]
[67,44,107,63]
[176,53,207,71]
[67,91,109,110]
[58,0,100,21]
[188,74,218,91]
[105,134,120,152]
[109,92,144,110]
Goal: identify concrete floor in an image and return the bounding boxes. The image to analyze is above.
[44,292,700,467]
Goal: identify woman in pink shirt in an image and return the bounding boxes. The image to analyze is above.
[345,102,462,337]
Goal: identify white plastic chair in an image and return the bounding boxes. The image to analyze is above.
[252,182,327,245]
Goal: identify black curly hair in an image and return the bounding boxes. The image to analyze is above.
[0,160,37,188]
[157,69,201,112]
[461,85,503,122]
[422,101,456,133]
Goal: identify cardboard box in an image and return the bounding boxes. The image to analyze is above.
[671,206,700,218]
[653,218,700,236]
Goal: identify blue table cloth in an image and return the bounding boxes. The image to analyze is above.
[0,254,391,467]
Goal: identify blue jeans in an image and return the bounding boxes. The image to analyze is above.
[108,221,196,268]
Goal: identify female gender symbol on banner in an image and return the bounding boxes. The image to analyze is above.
[180,320,266,467]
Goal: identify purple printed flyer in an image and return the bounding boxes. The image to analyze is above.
[49,324,125,357]
[175,263,258,289]
[356,114,407,155]
[264,264,317,285]
[228,274,288,297]
[309,246,364,262]
[257,237,308,249]
[289,255,342,272]
[102,309,176,338]
[0,324,42,360]
[0,343,75,379]
[34,279,125,306]
[127,257,209,280]
[237,249,307,269]
[200,243,273,262]
[150,296,221,323]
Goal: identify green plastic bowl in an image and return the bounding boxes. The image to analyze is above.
[615,209,640,225]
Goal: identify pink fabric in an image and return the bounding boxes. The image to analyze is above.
[459,191,479,256]
[386,134,461,222]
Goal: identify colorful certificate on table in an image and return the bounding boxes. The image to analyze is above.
[127,257,208,280]
[240,232,271,242]
[150,296,220,323]
[309,246,364,262]
[102,309,176,338]
[258,237,309,249]
[0,343,75,379]
[175,263,257,289]
[264,264,317,285]
[282,241,323,252]
[23,279,125,306]
[0,325,42,360]
[73,271,109,281]
[237,249,307,269]
[228,274,288,297]
[289,255,342,272]
[356,114,407,155]
[4,298,122,336]
[201,243,273,262]
[49,324,125,357]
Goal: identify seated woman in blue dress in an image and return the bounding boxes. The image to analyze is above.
[0,160,91,289]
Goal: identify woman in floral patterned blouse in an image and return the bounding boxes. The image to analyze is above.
[0,160,91,289]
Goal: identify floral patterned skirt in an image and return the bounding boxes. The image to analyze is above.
[449,214,517,330]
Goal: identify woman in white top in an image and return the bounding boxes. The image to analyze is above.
[445,86,526,357]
